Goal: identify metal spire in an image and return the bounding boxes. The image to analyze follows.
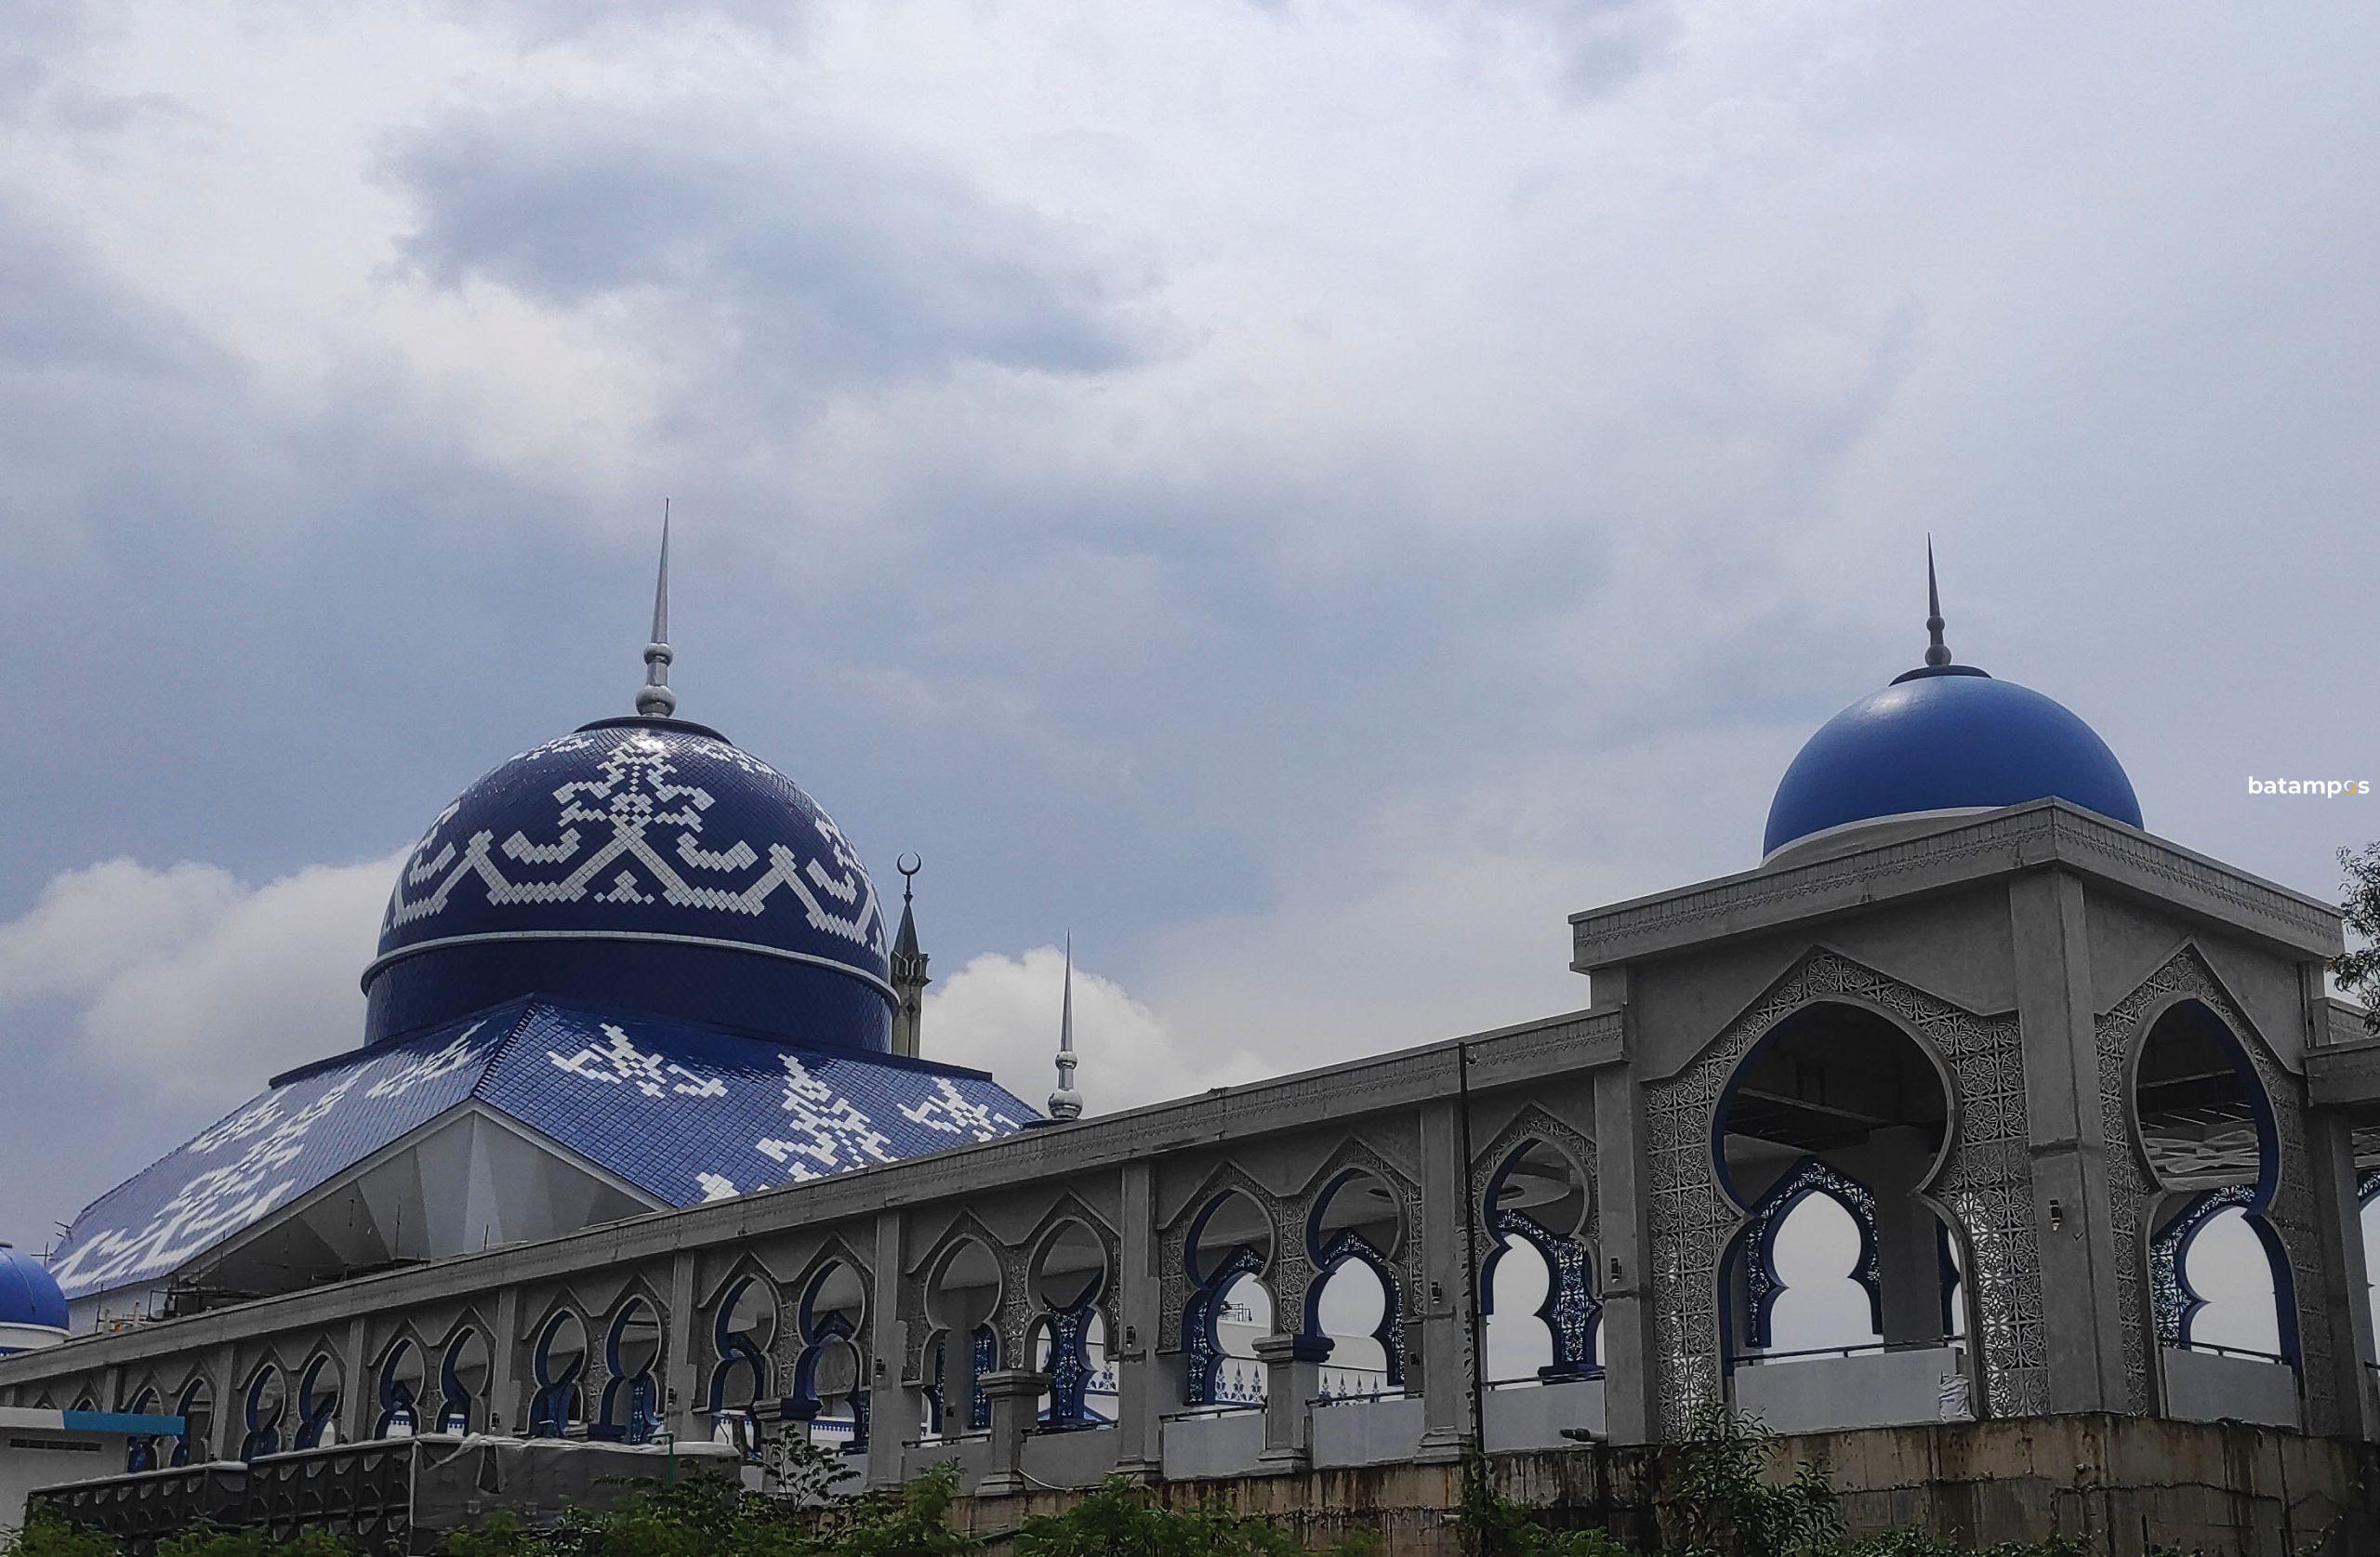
[1047,932,1082,1121]
[635,503,677,717]
[1923,535,1951,668]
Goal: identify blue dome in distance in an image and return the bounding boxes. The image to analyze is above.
[0,1247,69,1333]
[1763,553,2143,861]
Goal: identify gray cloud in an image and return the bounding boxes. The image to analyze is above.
[386,111,1152,392]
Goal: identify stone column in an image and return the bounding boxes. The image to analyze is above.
[1860,1128,1950,1348]
[341,1316,372,1444]
[206,1342,237,1460]
[2303,1105,2379,1438]
[486,1287,523,1437]
[1251,1334,1327,1471]
[2007,870,2133,1414]
[665,1251,701,1445]
[1114,1159,1174,1481]
[1415,1090,1479,1460]
[866,1208,918,1489]
[1593,1030,1658,1443]
[973,1368,1050,1496]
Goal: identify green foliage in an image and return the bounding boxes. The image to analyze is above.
[1013,1476,1307,1557]
[3,1514,126,1557]
[1460,1466,1633,1557]
[1828,1534,2088,1557]
[1659,1405,1840,1557]
[2339,842,2380,1032]
[160,1530,350,1557]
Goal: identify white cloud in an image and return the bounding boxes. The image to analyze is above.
[0,853,400,1103]
[922,943,1267,1116]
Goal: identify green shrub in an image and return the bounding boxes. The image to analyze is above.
[3,1513,126,1557]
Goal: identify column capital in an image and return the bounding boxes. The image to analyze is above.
[1250,1334,1331,1366]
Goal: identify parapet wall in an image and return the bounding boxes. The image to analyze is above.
[950,1418,2380,1557]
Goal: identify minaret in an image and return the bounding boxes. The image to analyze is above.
[890,854,929,1060]
[635,505,676,717]
[1047,933,1083,1121]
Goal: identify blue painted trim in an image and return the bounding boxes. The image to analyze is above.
[60,1411,184,1434]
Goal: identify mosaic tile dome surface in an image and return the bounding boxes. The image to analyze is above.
[365,716,892,1049]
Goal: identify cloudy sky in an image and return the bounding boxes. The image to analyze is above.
[2,2,2377,1259]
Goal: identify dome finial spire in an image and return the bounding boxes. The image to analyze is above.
[1923,534,1952,668]
[636,502,677,717]
[1047,932,1083,1121]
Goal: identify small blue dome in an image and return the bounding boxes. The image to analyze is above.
[1764,666,2142,859]
[0,1247,69,1332]
[365,716,892,1049]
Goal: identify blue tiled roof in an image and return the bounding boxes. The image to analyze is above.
[50,1002,1033,1301]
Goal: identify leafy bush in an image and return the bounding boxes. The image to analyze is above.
[1660,1405,1840,1557]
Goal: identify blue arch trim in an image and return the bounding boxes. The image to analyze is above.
[1184,1245,1265,1405]
[2148,1184,2296,1361]
[1734,1156,1882,1352]
[1301,1229,1406,1389]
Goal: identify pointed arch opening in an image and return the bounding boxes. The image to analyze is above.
[1182,1188,1274,1408]
[1713,998,1974,1430]
[1480,1135,1598,1386]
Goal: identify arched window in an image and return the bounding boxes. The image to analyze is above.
[1304,1169,1405,1398]
[376,1339,425,1437]
[2135,999,2294,1373]
[1712,1001,1965,1396]
[294,1354,342,1449]
[1480,1137,1598,1382]
[239,1364,285,1460]
[1182,1190,1274,1406]
[709,1276,776,1437]
[171,1379,214,1468]
[1028,1221,1111,1428]
[597,1299,664,1443]
[529,1312,588,1437]
[439,1328,491,1433]
[923,1238,1000,1439]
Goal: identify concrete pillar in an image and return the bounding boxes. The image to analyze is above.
[2007,870,2133,1414]
[1862,1128,1948,1348]
[942,1323,981,1446]
[865,1208,918,1488]
[665,1250,701,1445]
[1251,1334,1326,1471]
[1415,1090,1480,1460]
[341,1316,372,1444]
[2303,1106,2379,1439]
[1593,1050,1658,1443]
[973,1367,1049,1496]
[1114,1159,1175,1481]
[487,1287,522,1436]
[206,1342,237,1460]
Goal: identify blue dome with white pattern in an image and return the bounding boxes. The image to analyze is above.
[364,716,892,1049]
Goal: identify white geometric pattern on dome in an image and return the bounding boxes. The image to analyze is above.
[902,1077,1021,1141]
[386,730,886,957]
[756,1055,897,1181]
[547,1023,727,1098]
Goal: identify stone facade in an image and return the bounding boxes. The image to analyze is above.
[8,798,2380,1550]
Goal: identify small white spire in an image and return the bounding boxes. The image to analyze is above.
[636,503,677,718]
[1048,932,1082,1121]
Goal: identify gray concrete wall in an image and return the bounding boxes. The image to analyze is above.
[959,1418,2380,1557]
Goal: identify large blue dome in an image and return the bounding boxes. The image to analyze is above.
[1764,666,2142,860]
[0,1247,68,1334]
[364,716,892,1049]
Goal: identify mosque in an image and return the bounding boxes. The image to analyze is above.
[3,541,2377,1550]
